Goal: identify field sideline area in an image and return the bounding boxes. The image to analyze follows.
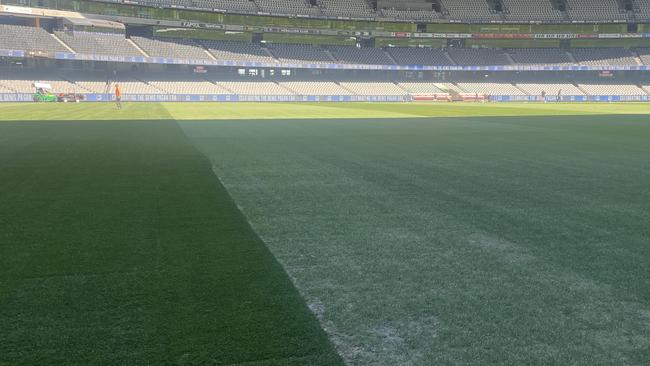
[2,102,650,121]
[1,103,649,365]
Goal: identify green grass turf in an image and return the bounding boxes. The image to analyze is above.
[1,102,650,121]
[181,115,650,365]
[2,103,650,365]
[0,121,342,365]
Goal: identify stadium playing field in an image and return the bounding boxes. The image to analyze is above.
[1,103,649,365]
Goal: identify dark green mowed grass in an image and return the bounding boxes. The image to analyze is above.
[0,121,342,365]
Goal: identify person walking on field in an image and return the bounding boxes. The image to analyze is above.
[115,84,122,109]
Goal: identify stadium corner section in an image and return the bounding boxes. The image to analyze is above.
[0,119,343,366]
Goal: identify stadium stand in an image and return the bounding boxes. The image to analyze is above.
[267,43,333,64]
[516,83,585,96]
[4,24,650,70]
[54,31,144,57]
[338,82,408,95]
[380,9,440,21]
[448,48,511,66]
[578,83,647,96]
[397,82,448,93]
[441,0,502,21]
[0,24,68,53]
[635,0,650,20]
[456,82,527,95]
[571,48,638,66]
[318,0,375,18]
[2,72,650,99]
[74,75,162,94]
[190,0,259,12]
[565,0,626,21]
[328,46,394,65]
[636,48,650,66]
[279,81,355,95]
[438,83,467,94]
[213,81,295,95]
[255,0,322,16]
[387,47,455,66]
[203,40,275,63]
[131,37,212,60]
[0,73,82,93]
[508,48,574,66]
[143,75,232,94]
[0,83,13,93]
[501,0,564,21]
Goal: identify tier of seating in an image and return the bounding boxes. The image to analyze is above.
[565,0,626,21]
[636,0,650,20]
[456,82,526,95]
[516,83,584,95]
[203,40,275,63]
[387,48,455,66]
[54,31,144,57]
[145,76,232,94]
[327,46,394,65]
[637,48,650,66]
[2,75,649,97]
[442,0,502,21]
[447,48,511,66]
[255,0,322,16]
[267,43,333,64]
[0,24,68,53]
[380,9,440,21]
[397,82,447,94]
[577,83,646,96]
[571,48,638,66]
[190,0,259,12]
[131,37,212,59]
[318,0,374,18]
[213,81,295,95]
[3,25,650,67]
[75,76,163,94]
[81,0,650,22]
[338,82,409,95]
[501,0,564,21]
[279,81,355,95]
[0,76,82,93]
[508,48,573,66]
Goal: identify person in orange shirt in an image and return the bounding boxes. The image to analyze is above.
[115,84,122,109]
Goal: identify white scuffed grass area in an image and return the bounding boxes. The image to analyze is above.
[182,116,650,365]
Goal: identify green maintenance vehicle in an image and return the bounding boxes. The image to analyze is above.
[33,82,84,102]
[33,83,57,102]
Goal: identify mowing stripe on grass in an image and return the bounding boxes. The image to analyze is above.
[0,120,342,365]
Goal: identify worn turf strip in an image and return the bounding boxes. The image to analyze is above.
[182,116,650,366]
[0,121,342,365]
